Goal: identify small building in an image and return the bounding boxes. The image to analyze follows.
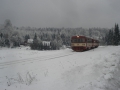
[27,39,33,44]
[42,41,51,50]
[42,41,51,46]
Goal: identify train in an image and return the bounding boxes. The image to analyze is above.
[71,35,99,52]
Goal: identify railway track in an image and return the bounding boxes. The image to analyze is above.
[0,52,75,67]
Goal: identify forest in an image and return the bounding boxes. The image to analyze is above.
[1,19,119,50]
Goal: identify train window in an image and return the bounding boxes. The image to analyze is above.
[78,38,85,43]
[87,39,92,43]
[74,39,77,43]
[71,39,77,43]
[71,38,85,43]
[82,38,85,42]
[78,39,80,42]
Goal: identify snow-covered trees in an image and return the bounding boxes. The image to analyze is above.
[0,19,111,49]
[0,20,22,47]
[105,24,120,45]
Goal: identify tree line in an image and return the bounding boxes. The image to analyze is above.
[105,24,120,45]
[0,19,110,50]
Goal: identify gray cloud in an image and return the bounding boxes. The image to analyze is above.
[0,0,120,28]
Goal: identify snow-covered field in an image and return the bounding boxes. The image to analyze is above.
[0,46,120,90]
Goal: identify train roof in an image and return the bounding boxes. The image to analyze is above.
[71,35,92,39]
[71,35,86,38]
[71,35,99,41]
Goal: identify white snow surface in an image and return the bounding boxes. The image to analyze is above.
[0,46,120,90]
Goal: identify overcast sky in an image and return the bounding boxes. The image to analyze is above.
[0,0,120,28]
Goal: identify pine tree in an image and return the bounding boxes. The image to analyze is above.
[25,35,29,42]
[34,33,37,40]
[111,30,114,45]
[0,33,3,38]
[107,29,114,45]
[114,24,119,45]
[30,33,38,50]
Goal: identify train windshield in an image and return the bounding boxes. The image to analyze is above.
[71,38,85,43]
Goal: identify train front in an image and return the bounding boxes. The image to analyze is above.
[71,36,87,52]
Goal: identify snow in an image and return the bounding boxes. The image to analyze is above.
[0,46,120,90]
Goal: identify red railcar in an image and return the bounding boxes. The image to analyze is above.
[71,36,99,52]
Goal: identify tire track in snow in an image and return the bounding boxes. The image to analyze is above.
[0,52,75,67]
